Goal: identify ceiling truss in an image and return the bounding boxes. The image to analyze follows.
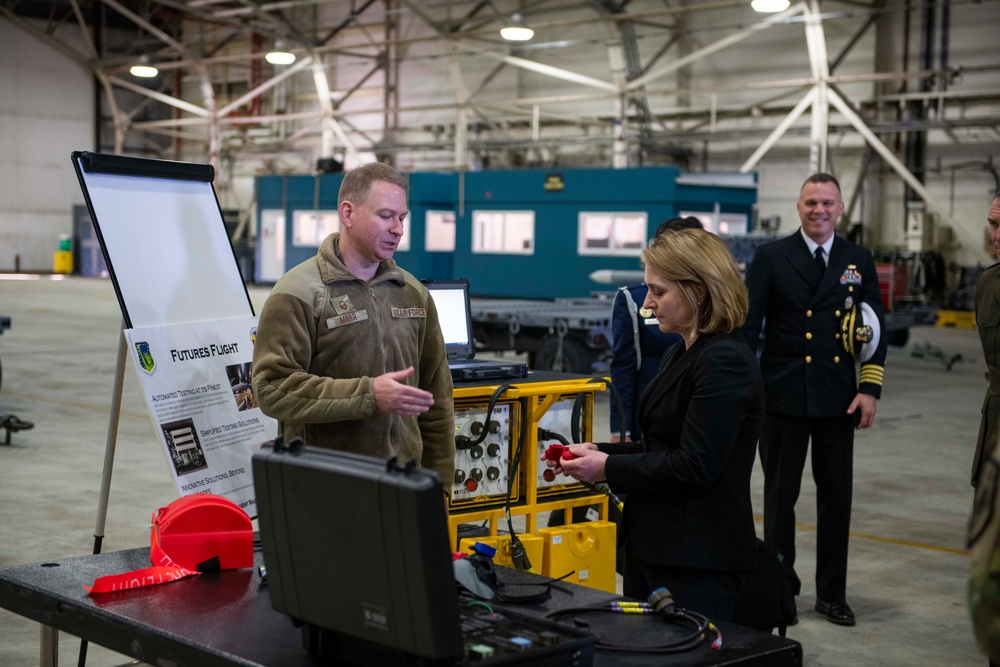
[2,0,999,183]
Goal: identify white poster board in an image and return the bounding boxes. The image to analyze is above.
[126,316,277,514]
[72,151,254,328]
[71,152,265,539]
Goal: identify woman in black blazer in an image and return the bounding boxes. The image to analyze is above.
[546,228,764,621]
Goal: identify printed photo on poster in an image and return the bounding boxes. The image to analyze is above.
[227,362,257,411]
[161,417,208,476]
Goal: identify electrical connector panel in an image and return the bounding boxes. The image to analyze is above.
[449,402,518,509]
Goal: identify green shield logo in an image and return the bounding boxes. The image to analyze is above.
[135,341,155,374]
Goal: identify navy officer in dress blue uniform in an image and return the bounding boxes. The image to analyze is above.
[742,173,887,627]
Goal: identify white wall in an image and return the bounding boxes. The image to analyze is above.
[0,21,94,271]
[744,152,997,280]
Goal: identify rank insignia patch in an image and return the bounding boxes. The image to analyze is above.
[331,295,354,315]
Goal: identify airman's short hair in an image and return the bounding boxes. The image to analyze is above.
[338,162,409,207]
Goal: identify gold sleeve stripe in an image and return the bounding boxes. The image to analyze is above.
[860,365,885,386]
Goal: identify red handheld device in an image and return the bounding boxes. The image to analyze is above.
[544,444,576,461]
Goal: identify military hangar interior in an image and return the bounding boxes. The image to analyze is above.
[2,0,1000,665]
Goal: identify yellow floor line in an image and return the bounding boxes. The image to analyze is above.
[755,514,968,556]
[846,529,967,556]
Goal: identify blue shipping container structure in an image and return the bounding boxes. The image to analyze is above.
[255,166,759,372]
[255,166,758,297]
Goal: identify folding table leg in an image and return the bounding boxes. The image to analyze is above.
[39,625,58,667]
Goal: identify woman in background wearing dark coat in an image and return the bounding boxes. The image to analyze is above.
[546,229,764,621]
[609,216,702,442]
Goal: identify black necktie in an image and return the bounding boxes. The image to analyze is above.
[814,247,826,275]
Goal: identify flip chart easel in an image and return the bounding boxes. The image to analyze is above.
[70,151,255,555]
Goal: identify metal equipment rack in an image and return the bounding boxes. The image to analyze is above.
[448,374,612,589]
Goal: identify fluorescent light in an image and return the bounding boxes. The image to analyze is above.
[130,56,158,78]
[500,25,534,41]
[266,40,296,65]
[265,50,296,65]
[500,13,534,41]
[130,64,159,77]
[751,0,790,12]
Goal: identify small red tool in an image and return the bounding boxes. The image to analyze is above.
[544,443,576,461]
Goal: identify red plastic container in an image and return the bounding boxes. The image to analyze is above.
[152,493,253,571]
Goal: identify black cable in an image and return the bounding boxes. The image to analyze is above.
[540,427,570,447]
[545,603,717,654]
[580,480,624,513]
[501,385,533,570]
[571,393,584,443]
[547,375,627,445]
[493,570,577,604]
[501,570,576,586]
[587,376,627,443]
[455,383,531,570]
[470,383,511,447]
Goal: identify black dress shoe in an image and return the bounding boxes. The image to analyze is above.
[815,599,856,626]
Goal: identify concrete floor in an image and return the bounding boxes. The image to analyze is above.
[0,274,989,666]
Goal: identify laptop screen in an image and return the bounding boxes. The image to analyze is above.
[423,279,474,361]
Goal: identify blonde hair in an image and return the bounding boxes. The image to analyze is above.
[640,228,748,334]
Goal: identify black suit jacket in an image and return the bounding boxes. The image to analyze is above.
[742,232,887,417]
[600,331,763,572]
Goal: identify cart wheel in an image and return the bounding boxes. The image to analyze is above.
[887,328,910,348]
[535,336,591,374]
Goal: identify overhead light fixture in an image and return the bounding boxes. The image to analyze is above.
[265,40,296,65]
[500,13,534,41]
[129,55,158,78]
[751,0,790,12]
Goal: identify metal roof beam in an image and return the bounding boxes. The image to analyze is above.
[627,2,805,90]
[476,50,618,92]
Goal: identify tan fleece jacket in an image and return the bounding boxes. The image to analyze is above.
[252,233,456,483]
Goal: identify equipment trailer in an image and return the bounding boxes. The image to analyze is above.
[469,297,615,375]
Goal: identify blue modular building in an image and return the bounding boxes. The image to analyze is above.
[255,166,758,298]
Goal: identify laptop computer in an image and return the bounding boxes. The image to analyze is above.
[423,279,528,383]
[252,441,597,665]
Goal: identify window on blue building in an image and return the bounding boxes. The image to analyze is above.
[472,210,534,254]
[577,212,648,256]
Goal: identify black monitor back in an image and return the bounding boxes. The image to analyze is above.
[253,442,464,661]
